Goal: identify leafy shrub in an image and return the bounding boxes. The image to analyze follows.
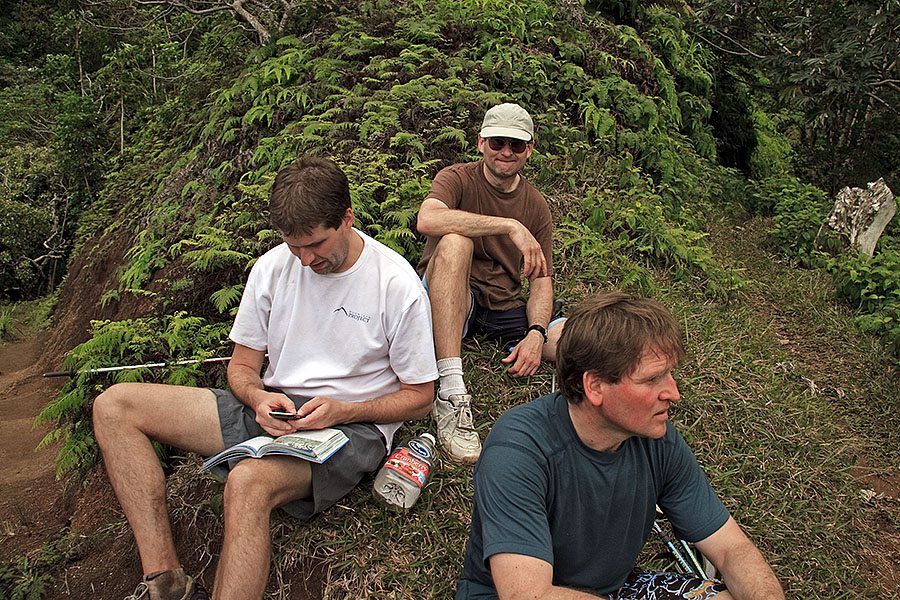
[0,307,16,341]
[762,176,836,264]
[0,556,54,600]
[0,528,84,600]
[35,313,231,475]
[584,182,746,300]
[748,106,794,181]
[828,249,900,358]
[0,146,59,299]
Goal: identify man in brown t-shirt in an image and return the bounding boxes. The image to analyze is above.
[416,103,566,463]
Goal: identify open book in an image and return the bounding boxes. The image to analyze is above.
[200,429,350,471]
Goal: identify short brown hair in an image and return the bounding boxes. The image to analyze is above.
[269,156,350,236]
[556,292,685,404]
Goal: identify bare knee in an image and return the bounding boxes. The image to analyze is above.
[93,383,143,440]
[223,458,312,515]
[92,382,179,450]
[433,233,474,260]
[223,462,287,514]
[428,233,474,279]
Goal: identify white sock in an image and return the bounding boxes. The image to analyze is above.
[437,357,466,401]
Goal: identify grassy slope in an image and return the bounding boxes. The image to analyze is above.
[157,210,897,600]
[22,189,900,600]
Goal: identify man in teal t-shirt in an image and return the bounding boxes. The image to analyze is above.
[456,292,785,600]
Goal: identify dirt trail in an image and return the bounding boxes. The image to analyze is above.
[0,331,68,558]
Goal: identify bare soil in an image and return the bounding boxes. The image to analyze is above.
[0,330,327,599]
[0,331,68,559]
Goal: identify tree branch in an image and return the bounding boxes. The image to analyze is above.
[692,31,766,59]
[230,0,271,44]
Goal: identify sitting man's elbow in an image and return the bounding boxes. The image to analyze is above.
[409,384,434,420]
[416,213,433,237]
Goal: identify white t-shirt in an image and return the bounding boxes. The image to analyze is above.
[229,229,438,448]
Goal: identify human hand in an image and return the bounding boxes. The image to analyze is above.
[289,396,349,431]
[253,390,303,436]
[508,223,547,281]
[501,330,544,377]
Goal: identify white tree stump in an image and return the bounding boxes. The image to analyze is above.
[824,178,897,257]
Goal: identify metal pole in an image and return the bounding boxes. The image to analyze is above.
[43,356,232,378]
[678,538,707,577]
[654,505,706,578]
[652,521,694,575]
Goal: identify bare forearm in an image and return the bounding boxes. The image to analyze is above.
[718,546,784,600]
[696,519,784,600]
[417,198,517,238]
[418,198,546,279]
[501,589,606,600]
[514,587,606,600]
[526,276,553,328]
[292,381,434,431]
[226,352,267,409]
[337,383,433,424]
[491,554,608,600]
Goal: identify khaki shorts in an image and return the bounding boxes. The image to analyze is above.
[210,388,386,519]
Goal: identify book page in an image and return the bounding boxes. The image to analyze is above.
[232,435,275,455]
[274,430,341,452]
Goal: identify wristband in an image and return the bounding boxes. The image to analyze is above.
[527,324,548,343]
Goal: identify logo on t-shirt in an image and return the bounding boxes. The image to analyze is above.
[333,306,372,323]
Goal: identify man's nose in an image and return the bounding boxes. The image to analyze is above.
[298,247,315,266]
[661,373,680,403]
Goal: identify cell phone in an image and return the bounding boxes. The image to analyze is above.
[269,410,299,421]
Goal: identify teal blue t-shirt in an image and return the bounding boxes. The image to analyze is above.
[456,393,729,599]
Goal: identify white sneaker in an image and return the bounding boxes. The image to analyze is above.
[432,394,482,464]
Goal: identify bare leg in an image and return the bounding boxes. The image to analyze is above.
[424,233,474,359]
[212,456,313,600]
[425,234,483,461]
[92,382,225,575]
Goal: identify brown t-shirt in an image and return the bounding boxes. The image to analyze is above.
[416,161,553,312]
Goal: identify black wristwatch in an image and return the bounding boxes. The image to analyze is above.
[527,324,548,343]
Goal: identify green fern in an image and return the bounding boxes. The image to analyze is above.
[37,315,231,475]
[210,284,245,314]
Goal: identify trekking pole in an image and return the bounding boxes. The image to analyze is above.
[652,521,695,576]
[42,356,232,378]
[652,505,707,578]
[677,538,707,577]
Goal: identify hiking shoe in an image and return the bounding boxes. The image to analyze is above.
[125,569,209,600]
[433,394,481,464]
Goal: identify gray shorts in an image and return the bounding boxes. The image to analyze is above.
[210,388,387,520]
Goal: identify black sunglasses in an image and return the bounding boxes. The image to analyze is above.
[486,137,529,154]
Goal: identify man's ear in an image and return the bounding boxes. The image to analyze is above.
[342,207,354,228]
[583,371,604,407]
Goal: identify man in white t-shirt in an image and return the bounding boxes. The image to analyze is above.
[93,156,439,600]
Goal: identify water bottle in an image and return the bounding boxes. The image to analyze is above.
[372,432,437,511]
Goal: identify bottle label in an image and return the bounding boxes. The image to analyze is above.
[408,439,433,459]
[382,448,430,487]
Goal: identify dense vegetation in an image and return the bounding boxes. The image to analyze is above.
[1,0,898,598]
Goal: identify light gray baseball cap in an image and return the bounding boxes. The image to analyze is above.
[480,103,534,141]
